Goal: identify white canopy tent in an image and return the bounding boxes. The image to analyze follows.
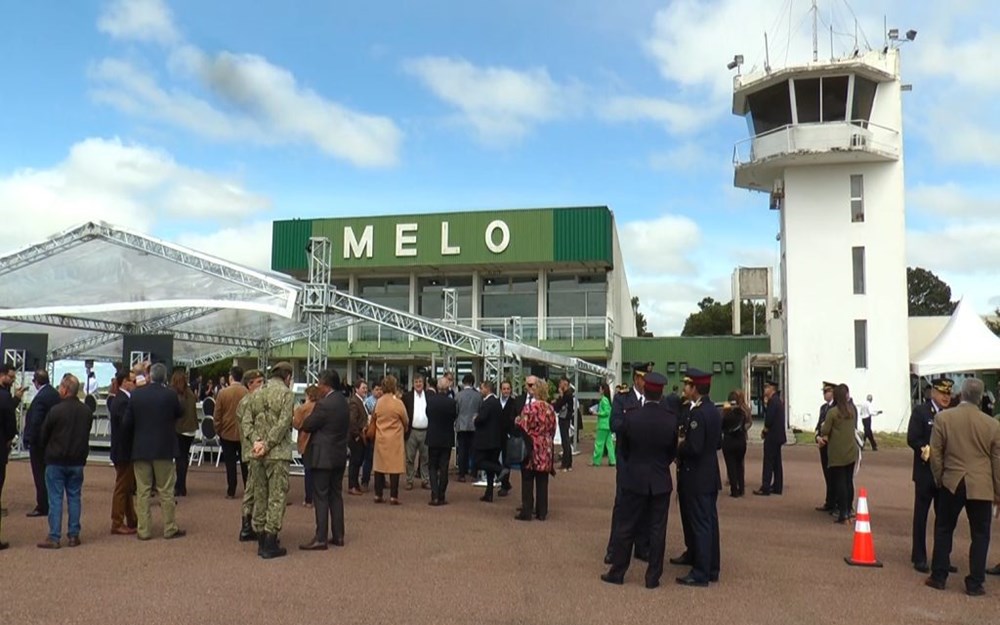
[909,298,1000,376]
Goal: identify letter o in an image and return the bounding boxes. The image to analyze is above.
[485,220,510,254]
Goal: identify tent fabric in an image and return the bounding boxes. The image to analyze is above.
[909,299,1000,376]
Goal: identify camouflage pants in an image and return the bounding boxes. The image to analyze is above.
[252,460,289,534]
[242,459,259,520]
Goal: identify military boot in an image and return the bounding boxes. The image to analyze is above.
[239,516,257,542]
[257,533,266,557]
[260,533,287,560]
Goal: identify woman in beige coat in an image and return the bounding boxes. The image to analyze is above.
[371,375,409,504]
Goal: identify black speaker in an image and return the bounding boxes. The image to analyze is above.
[529,365,549,379]
[122,334,173,373]
[0,332,48,371]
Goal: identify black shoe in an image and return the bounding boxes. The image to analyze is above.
[815,505,835,512]
[913,562,930,574]
[238,516,257,542]
[986,564,1000,576]
[534,513,547,521]
[752,489,770,496]
[645,580,660,590]
[669,553,692,566]
[600,573,623,585]
[257,534,266,557]
[260,533,287,559]
[514,513,532,521]
[479,494,493,503]
[676,574,709,587]
[498,488,511,497]
[0,541,8,550]
[966,585,986,597]
[26,509,46,518]
[299,540,327,551]
[924,577,946,591]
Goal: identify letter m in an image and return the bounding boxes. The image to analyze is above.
[343,225,373,259]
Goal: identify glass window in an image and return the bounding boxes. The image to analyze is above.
[821,76,849,122]
[854,320,868,368]
[548,273,608,318]
[746,80,792,134]
[852,247,866,295]
[852,77,877,123]
[851,174,864,223]
[481,275,538,318]
[794,78,820,123]
[358,277,409,312]
[417,276,472,319]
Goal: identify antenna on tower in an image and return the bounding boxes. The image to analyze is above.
[764,32,772,73]
[812,0,819,62]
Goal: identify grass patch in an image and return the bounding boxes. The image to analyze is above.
[792,430,909,449]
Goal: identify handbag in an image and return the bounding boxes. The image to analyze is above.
[505,433,530,467]
[364,416,377,442]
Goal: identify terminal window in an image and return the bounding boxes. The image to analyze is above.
[852,246,866,295]
[850,174,865,222]
[854,320,868,369]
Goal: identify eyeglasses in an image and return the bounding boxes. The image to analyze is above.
[526,383,535,387]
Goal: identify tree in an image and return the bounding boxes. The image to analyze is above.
[987,308,1000,337]
[681,297,767,336]
[907,267,957,316]
[631,296,652,337]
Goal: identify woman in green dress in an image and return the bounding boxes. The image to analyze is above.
[591,382,616,466]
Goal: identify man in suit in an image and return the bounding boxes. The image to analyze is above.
[347,378,370,496]
[426,378,458,505]
[109,370,138,535]
[676,368,723,587]
[123,363,185,541]
[299,369,350,551]
[24,370,60,518]
[907,377,954,573]
[754,380,786,496]
[0,364,21,549]
[925,378,1000,596]
[473,380,505,502]
[814,382,837,513]
[602,372,678,589]
[605,362,654,566]
[402,373,431,491]
[455,374,481,482]
[497,380,518,496]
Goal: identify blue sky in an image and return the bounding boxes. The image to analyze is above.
[0,0,997,334]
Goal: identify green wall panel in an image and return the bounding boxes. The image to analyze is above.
[271,219,313,273]
[621,336,771,395]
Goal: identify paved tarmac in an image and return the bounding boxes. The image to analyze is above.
[0,444,997,625]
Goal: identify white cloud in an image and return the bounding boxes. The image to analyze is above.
[908,183,1000,218]
[0,137,268,252]
[98,0,179,45]
[601,96,713,135]
[176,220,273,270]
[619,214,701,275]
[404,56,581,145]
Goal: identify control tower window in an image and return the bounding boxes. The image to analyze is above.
[794,78,820,123]
[852,77,877,124]
[822,76,849,122]
[746,80,791,135]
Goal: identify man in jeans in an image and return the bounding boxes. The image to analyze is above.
[36,374,93,549]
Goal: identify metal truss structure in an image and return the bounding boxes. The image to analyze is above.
[302,237,333,384]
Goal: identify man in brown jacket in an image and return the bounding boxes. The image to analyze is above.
[926,378,1000,596]
[347,379,370,496]
[214,367,249,498]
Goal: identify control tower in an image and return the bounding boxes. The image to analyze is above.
[731,43,911,430]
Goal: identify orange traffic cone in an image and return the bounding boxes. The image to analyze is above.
[845,488,883,567]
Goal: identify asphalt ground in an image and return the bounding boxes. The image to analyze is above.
[0,444,997,625]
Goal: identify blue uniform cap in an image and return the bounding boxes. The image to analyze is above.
[683,367,712,386]
[644,372,667,392]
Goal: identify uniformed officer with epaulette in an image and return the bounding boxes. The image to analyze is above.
[670,397,694,567]
[603,362,654,565]
[601,371,677,589]
[675,368,722,587]
[907,377,954,573]
[814,381,837,513]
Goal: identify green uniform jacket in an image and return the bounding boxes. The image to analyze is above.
[237,392,256,460]
[596,396,612,431]
[820,405,859,467]
[249,378,295,461]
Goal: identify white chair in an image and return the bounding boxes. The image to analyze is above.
[190,417,222,467]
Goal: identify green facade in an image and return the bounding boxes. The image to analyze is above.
[621,336,771,395]
[271,206,613,274]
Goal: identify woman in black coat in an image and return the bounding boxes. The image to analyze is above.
[721,389,752,497]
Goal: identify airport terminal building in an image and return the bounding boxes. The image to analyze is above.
[267,206,636,390]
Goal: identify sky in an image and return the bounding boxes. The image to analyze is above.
[0,0,997,335]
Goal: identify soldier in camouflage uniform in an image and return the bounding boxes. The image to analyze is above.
[237,369,265,543]
[248,362,295,559]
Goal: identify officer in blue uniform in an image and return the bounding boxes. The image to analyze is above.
[601,372,678,589]
[754,380,786,496]
[675,368,722,587]
[604,362,654,565]
[814,381,837,512]
[669,397,695,567]
[907,377,954,573]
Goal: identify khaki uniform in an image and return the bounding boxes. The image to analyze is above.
[247,378,294,534]
[237,392,258,521]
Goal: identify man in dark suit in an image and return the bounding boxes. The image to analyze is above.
[676,368,723,587]
[926,378,1000,596]
[602,372,678,589]
[347,378,370,496]
[25,370,60,517]
[473,380,505,502]
[605,362,653,565]
[123,363,185,541]
[426,378,458,505]
[907,377,953,573]
[754,380,786,496]
[109,370,138,534]
[0,363,26,550]
[497,380,518,496]
[814,381,836,513]
[299,369,350,550]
